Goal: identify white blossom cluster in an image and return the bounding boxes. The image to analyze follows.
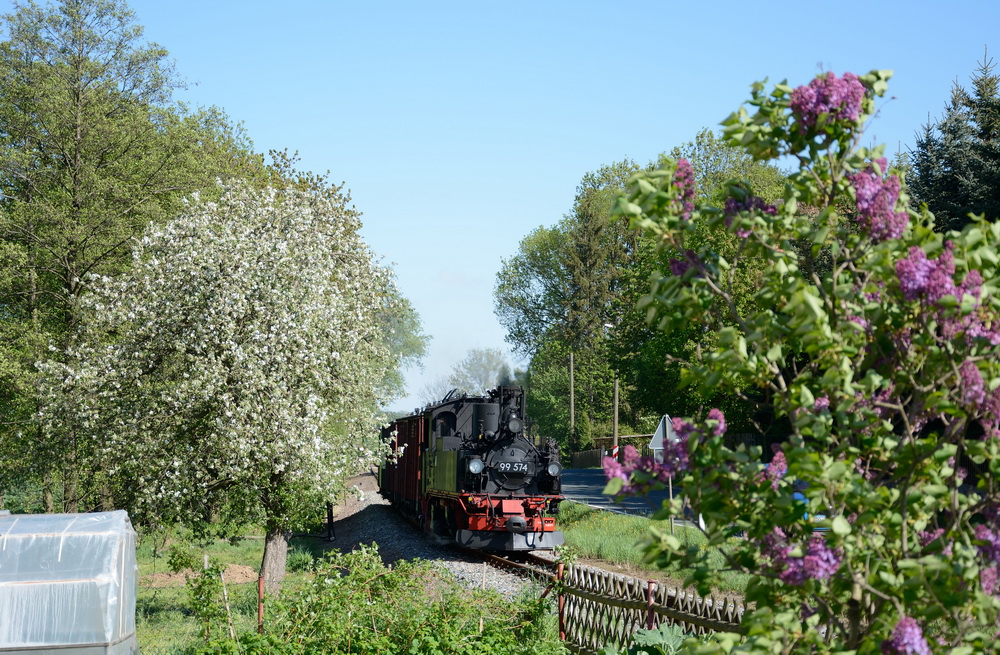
[38,183,398,527]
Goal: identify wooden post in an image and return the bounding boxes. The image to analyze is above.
[257,575,265,633]
[326,501,335,541]
[646,579,656,629]
[220,570,236,640]
[557,561,566,641]
[479,561,487,633]
[668,477,675,536]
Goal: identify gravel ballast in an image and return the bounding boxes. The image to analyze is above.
[324,471,548,600]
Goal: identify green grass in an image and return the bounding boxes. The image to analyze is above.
[557,501,752,594]
[135,532,321,654]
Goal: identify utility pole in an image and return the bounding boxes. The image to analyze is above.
[612,376,619,460]
[569,352,575,442]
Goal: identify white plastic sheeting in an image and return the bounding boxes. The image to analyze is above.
[0,511,138,654]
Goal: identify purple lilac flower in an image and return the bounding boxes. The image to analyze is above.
[603,443,690,498]
[846,315,870,331]
[780,534,843,585]
[659,439,690,479]
[983,387,1000,439]
[622,444,641,469]
[975,524,1000,563]
[723,195,777,238]
[895,247,936,301]
[707,408,726,437]
[894,241,998,354]
[982,565,999,596]
[758,527,790,571]
[673,158,695,220]
[849,159,909,241]
[959,360,986,410]
[669,249,703,279]
[603,455,629,488]
[814,396,830,411]
[918,528,951,556]
[922,244,958,303]
[761,447,787,490]
[963,269,983,297]
[672,417,696,441]
[919,528,944,547]
[759,529,842,586]
[962,304,1000,347]
[854,457,877,482]
[790,71,866,129]
[881,616,932,655]
[669,258,690,276]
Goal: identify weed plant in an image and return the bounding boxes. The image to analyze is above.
[136,533,566,654]
[183,544,566,654]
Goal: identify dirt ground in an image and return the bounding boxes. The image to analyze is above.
[145,564,258,588]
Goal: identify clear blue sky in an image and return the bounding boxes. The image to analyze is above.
[5,0,996,411]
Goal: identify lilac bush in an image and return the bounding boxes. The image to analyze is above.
[613,70,1000,652]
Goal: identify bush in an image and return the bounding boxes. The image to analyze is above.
[612,69,1000,652]
[185,544,566,654]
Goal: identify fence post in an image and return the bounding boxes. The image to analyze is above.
[257,575,265,633]
[557,562,566,641]
[646,579,656,629]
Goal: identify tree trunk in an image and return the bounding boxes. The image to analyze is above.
[260,527,290,596]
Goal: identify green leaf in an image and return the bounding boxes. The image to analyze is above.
[603,477,624,496]
[831,516,851,535]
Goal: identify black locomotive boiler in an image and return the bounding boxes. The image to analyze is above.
[379,386,564,550]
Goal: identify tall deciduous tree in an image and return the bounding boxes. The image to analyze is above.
[447,347,513,395]
[417,347,517,404]
[495,161,641,450]
[0,0,263,510]
[612,130,787,430]
[39,181,400,592]
[910,51,1000,231]
[496,139,787,451]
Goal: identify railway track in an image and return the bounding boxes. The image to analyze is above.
[477,550,557,582]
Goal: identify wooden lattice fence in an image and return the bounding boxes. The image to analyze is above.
[555,562,744,654]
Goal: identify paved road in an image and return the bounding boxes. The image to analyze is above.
[559,468,683,515]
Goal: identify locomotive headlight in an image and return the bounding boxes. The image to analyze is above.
[506,416,523,434]
[546,462,562,477]
[467,457,485,474]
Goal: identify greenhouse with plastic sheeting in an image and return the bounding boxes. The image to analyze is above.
[0,510,138,654]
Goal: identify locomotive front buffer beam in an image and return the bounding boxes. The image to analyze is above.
[456,495,565,551]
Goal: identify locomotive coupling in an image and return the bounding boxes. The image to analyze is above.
[506,516,528,533]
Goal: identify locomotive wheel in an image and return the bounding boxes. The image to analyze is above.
[431,502,449,536]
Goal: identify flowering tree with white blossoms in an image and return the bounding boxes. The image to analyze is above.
[611,70,1000,652]
[39,181,401,590]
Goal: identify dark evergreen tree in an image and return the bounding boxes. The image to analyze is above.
[910,51,1000,231]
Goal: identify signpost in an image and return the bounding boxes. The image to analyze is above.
[648,414,705,533]
[649,415,675,534]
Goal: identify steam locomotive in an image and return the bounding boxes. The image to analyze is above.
[378,386,564,550]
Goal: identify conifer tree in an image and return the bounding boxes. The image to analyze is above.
[910,51,1000,230]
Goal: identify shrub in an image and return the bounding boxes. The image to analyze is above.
[612,70,1000,652]
[185,544,566,654]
